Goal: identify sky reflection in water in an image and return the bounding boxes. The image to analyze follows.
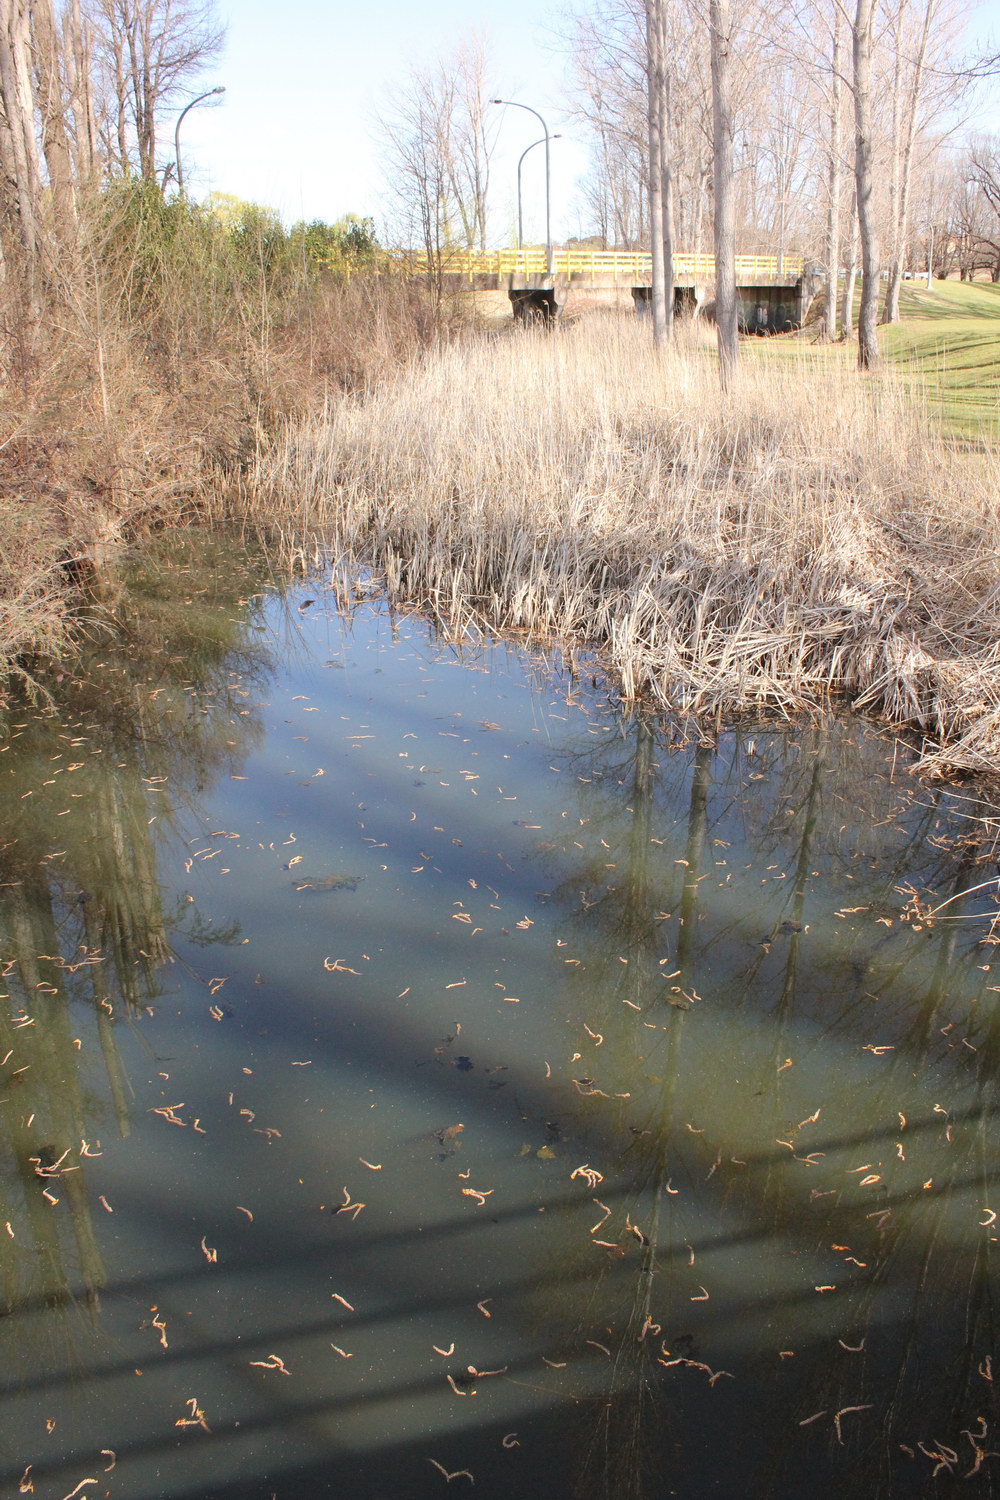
[0,545,998,1500]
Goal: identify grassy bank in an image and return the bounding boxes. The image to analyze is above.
[740,278,1000,442]
[881,279,1000,439]
[244,316,1000,778]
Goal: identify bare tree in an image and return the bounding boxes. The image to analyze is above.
[564,1,648,249]
[85,0,223,180]
[818,2,846,337]
[448,35,492,252]
[562,0,713,259]
[710,0,738,385]
[656,0,675,335]
[0,0,42,264]
[965,137,1000,279]
[851,0,880,368]
[64,0,99,184]
[564,0,971,365]
[378,35,496,286]
[31,0,77,246]
[645,0,667,341]
[880,0,963,322]
[579,122,645,247]
[829,14,846,336]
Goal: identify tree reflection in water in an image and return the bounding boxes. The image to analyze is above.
[537,711,999,1497]
[0,538,275,1338]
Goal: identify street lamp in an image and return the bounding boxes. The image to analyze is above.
[492,99,553,275]
[174,86,226,198]
[517,135,560,251]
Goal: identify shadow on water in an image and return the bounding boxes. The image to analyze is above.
[0,536,998,1498]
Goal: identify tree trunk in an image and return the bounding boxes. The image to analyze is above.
[824,8,844,340]
[0,0,42,271]
[710,0,738,387]
[31,0,78,249]
[841,195,858,336]
[64,1,97,183]
[645,0,667,344]
[883,259,903,321]
[884,0,935,324]
[657,1,674,337]
[881,0,904,324]
[0,68,20,236]
[852,0,880,370]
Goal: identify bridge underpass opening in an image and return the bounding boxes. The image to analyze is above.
[631,285,703,318]
[736,282,806,333]
[509,288,564,320]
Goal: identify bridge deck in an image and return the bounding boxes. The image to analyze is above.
[403,249,804,282]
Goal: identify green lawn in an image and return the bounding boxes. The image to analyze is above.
[738,278,1000,441]
[880,278,1000,440]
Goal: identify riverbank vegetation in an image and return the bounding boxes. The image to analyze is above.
[0,186,434,677]
[0,0,437,681]
[244,315,1000,779]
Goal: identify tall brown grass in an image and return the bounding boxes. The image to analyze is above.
[244,315,1000,778]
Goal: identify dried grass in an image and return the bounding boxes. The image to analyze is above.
[245,314,1000,778]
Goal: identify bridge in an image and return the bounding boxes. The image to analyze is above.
[402,248,813,327]
[407,248,804,282]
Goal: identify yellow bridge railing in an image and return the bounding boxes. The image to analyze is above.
[398,249,804,281]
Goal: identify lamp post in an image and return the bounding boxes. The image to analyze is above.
[517,135,560,252]
[492,99,553,275]
[174,85,225,198]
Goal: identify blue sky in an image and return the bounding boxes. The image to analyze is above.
[177,0,592,242]
[178,0,1000,244]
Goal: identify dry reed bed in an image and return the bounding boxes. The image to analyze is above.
[247,317,1000,777]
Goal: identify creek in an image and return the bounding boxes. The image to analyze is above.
[0,537,997,1499]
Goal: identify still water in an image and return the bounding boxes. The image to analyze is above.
[1,540,998,1500]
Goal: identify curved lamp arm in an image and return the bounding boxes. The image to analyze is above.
[175,85,226,198]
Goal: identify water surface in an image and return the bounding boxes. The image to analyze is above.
[1,541,998,1499]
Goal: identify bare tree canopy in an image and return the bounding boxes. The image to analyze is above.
[0,0,224,338]
[377,32,496,285]
[558,0,978,368]
[85,0,224,180]
[954,135,1000,280]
